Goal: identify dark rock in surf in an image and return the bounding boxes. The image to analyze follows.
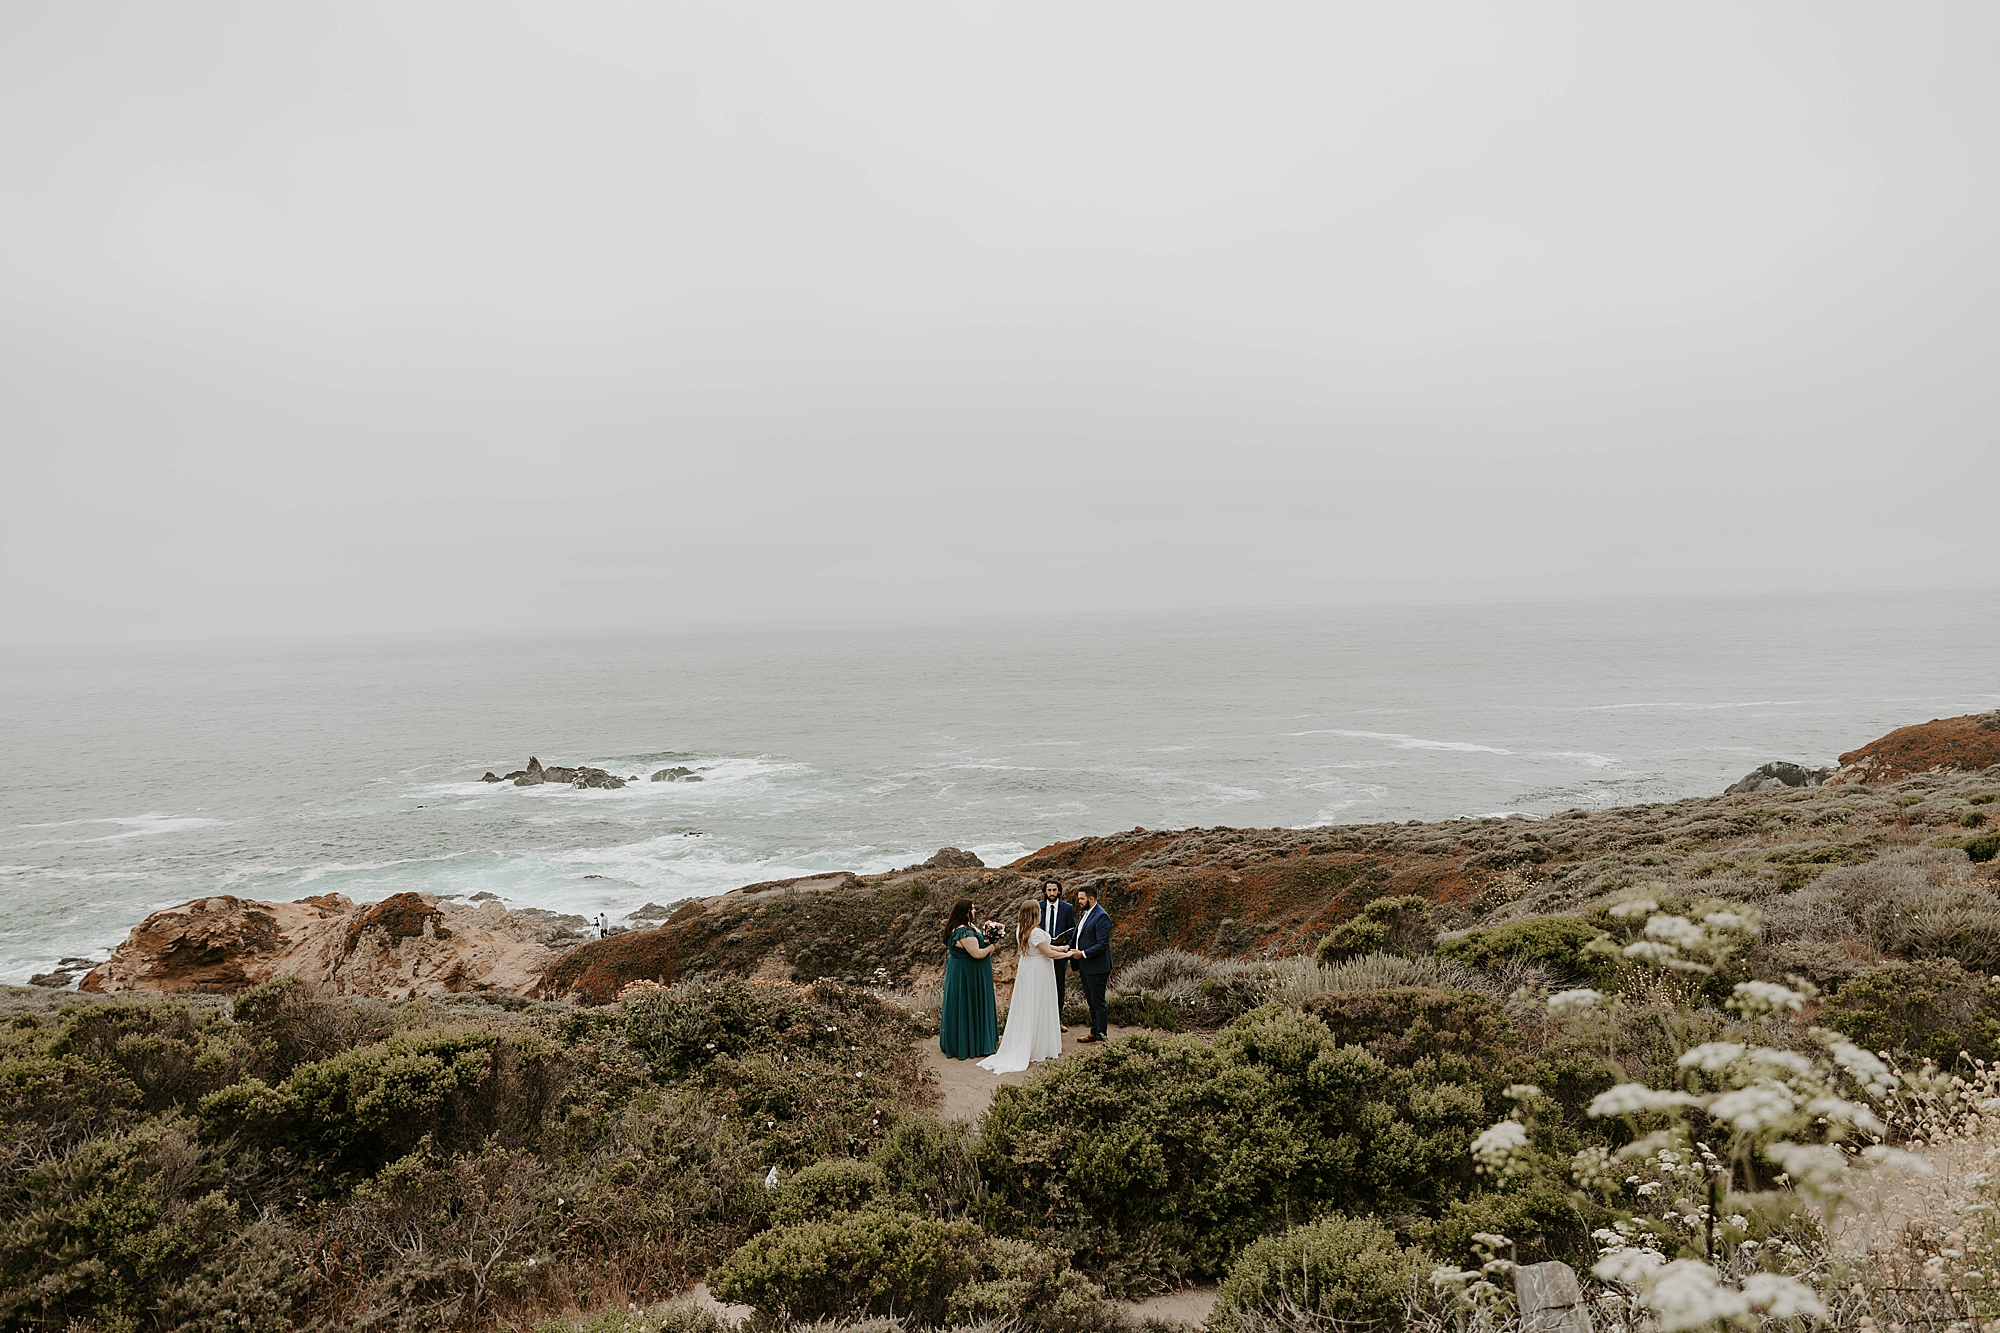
[481,772,501,782]
[652,767,696,782]
[922,847,985,870]
[1725,761,1831,796]
[514,757,546,787]
[571,767,626,789]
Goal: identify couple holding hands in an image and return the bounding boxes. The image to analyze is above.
[939,879,1112,1072]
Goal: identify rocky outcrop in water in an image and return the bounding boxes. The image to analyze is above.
[79,891,587,998]
[482,757,629,788]
[1725,761,1832,795]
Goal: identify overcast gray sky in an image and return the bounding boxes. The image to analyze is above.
[2,2,1995,643]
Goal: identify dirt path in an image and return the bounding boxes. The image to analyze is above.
[923,1022,1155,1122]
[1121,1285,1219,1327]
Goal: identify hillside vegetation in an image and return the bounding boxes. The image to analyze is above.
[7,762,2000,1332]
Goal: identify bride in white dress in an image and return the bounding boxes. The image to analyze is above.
[980,900,1076,1074]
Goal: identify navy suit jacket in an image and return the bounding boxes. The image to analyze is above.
[1073,905,1113,976]
[1040,898,1077,950]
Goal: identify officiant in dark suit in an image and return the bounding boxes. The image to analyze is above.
[1071,886,1113,1043]
[1038,879,1077,1026]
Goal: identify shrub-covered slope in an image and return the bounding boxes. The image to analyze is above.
[543,766,2000,1002]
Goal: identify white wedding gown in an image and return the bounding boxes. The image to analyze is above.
[979,928,1064,1073]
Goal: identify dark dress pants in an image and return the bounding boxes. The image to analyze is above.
[1080,970,1109,1037]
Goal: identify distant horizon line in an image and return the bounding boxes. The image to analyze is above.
[6,580,1997,652]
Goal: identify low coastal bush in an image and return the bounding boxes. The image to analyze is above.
[1435,915,1608,981]
[1115,950,1212,994]
[709,1209,989,1325]
[1300,986,1506,1065]
[1969,831,2000,863]
[976,1007,1488,1292]
[1313,895,1435,964]
[0,977,933,1333]
[0,1116,300,1333]
[773,1157,887,1224]
[1820,957,2000,1066]
[1211,1214,1431,1332]
[199,1024,557,1187]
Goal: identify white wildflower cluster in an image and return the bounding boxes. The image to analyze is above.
[1470,1119,1535,1181]
[1677,1042,1747,1074]
[1588,1083,1702,1117]
[1606,898,1660,921]
[1859,1144,1935,1176]
[1727,980,1808,1020]
[1591,1256,1825,1333]
[1763,1141,1850,1208]
[1708,1080,1800,1135]
[1547,987,1605,1014]
[1821,1036,1897,1098]
[1572,1144,1622,1193]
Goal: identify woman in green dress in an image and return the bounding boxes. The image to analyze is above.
[939,898,999,1059]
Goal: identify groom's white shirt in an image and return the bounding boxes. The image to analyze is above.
[1075,903,1100,945]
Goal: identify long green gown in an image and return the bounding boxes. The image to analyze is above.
[939,926,998,1059]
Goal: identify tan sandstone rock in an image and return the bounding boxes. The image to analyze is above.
[80,891,565,999]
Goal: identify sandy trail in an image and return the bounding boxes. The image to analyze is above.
[923,1022,1154,1122]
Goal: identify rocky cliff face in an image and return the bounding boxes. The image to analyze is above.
[1827,711,2000,784]
[79,892,580,999]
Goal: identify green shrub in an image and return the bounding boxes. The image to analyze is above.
[1436,916,1608,980]
[1822,958,2000,1066]
[866,1116,985,1221]
[773,1157,887,1224]
[232,977,395,1080]
[1300,987,1506,1065]
[1315,896,1435,965]
[534,1307,725,1333]
[199,1025,555,1186]
[1968,832,2000,864]
[947,1236,1126,1332]
[1106,991,1179,1031]
[1417,1177,1591,1269]
[0,1117,300,1333]
[709,1209,988,1325]
[1963,811,1989,829]
[1971,793,1996,806]
[1117,951,1213,993]
[976,1010,1487,1291]
[1211,1214,1431,1332]
[48,999,245,1114]
[616,977,924,1169]
[1888,907,2000,971]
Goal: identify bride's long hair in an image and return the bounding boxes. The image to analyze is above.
[1016,900,1038,952]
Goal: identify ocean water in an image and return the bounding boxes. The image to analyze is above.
[3,591,1996,985]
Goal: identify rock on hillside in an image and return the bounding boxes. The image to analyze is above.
[1725,761,1832,795]
[80,892,589,999]
[1828,712,2000,785]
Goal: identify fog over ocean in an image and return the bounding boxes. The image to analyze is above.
[4,589,1995,985]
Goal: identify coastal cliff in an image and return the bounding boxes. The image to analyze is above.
[71,716,2000,1004]
[79,891,588,998]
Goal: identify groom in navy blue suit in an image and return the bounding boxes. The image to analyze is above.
[1070,886,1113,1043]
[1038,879,1078,1027]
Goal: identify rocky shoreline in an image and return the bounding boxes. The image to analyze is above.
[63,712,2000,1003]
